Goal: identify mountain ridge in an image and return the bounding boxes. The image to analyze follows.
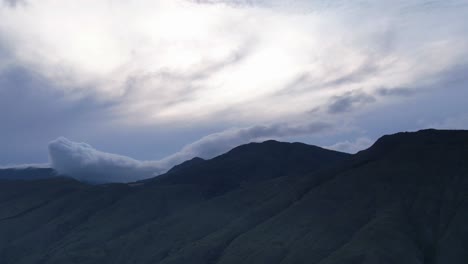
[1,129,468,263]
[0,167,57,181]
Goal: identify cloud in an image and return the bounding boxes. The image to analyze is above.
[325,137,374,154]
[158,121,333,166]
[2,0,26,8]
[48,137,162,183]
[1,0,468,168]
[189,0,256,7]
[327,91,376,114]
[1,0,466,125]
[48,121,333,183]
[376,87,413,97]
[0,163,49,169]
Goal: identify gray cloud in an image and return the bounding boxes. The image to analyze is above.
[121,45,252,110]
[323,63,382,89]
[275,60,384,97]
[48,121,333,183]
[327,91,376,114]
[2,0,26,7]
[126,44,250,87]
[376,87,413,97]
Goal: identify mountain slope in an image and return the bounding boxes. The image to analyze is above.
[0,140,348,264]
[1,130,468,264]
[152,140,349,196]
[0,168,56,181]
[216,129,468,264]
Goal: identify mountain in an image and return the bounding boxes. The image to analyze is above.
[165,157,206,174]
[151,140,350,196]
[0,129,468,264]
[0,167,57,181]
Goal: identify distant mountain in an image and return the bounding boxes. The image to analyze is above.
[1,129,468,264]
[152,140,350,196]
[0,167,57,181]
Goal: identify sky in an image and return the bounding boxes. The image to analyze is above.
[1,0,468,182]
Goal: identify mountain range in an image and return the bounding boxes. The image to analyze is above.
[1,129,468,264]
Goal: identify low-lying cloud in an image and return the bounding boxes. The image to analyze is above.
[48,121,333,183]
[49,137,162,183]
[326,137,374,154]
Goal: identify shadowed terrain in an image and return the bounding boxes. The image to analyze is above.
[1,129,468,264]
[0,168,56,181]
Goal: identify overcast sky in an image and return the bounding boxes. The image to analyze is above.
[1,0,468,178]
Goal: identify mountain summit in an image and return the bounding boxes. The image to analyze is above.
[152,140,349,196]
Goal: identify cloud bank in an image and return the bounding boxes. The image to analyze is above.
[0,163,50,169]
[48,121,332,183]
[49,137,161,183]
[1,0,466,126]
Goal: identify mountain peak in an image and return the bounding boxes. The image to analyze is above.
[167,157,205,174]
[152,140,350,196]
[374,129,468,146]
[360,129,468,158]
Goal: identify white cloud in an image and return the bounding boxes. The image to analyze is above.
[48,137,162,183]
[158,121,332,166]
[325,137,374,154]
[0,163,50,169]
[48,121,332,183]
[1,0,466,126]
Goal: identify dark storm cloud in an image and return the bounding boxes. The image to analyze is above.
[327,91,376,114]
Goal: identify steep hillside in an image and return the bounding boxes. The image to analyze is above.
[1,130,468,264]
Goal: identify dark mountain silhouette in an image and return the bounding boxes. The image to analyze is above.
[0,167,56,181]
[152,140,350,197]
[0,129,468,264]
[166,157,206,174]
